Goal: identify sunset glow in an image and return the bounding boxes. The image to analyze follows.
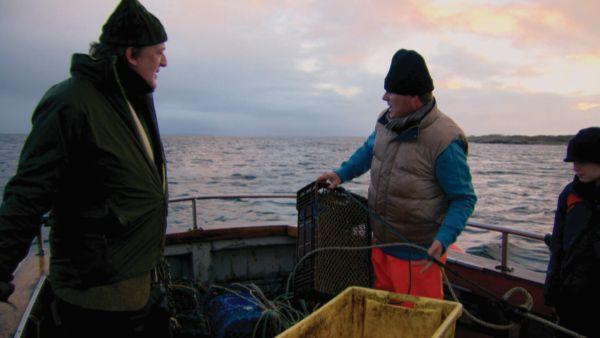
[0,0,597,136]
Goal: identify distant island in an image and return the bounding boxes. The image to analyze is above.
[467,134,572,145]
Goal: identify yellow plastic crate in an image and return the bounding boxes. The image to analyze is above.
[278,287,462,338]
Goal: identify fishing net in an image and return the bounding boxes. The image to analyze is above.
[295,182,372,298]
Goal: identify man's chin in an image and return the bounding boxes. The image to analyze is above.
[146,79,157,90]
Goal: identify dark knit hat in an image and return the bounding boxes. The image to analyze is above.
[100,0,167,47]
[384,49,434,96]
[564,127,600,164]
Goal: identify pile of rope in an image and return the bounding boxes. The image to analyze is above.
[163,274,313,337]
[210,283,313,338]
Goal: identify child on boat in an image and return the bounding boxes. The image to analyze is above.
[544,127,600,337]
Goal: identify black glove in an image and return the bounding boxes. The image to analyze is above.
[0,280,15,302]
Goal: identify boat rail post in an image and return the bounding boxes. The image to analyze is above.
[36,226,45,256]
[192,198,198,230]
[496,231,513,272]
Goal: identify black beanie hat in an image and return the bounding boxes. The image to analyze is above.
[384,49,434,96]
[564,127,600,164]
[100,0,167,47]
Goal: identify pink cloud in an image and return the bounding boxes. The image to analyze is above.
[405,0,597,53]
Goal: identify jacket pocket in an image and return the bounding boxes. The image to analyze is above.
[79,202,127,237]
[72,233,118,286]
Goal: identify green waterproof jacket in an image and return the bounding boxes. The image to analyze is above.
[0,54,168,290]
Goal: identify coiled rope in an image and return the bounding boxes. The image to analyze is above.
[211,283,311,338]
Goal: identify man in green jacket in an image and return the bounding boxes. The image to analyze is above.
[0,1,170,336]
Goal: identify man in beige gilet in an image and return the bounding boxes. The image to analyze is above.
[318,49,476,299]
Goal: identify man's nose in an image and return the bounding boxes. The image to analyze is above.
[161,54,168,67]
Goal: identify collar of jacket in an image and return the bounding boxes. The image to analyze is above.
[573,176,600,206]
[70,54,152,97]
[377,98,436,142]
[69,54,166,184]
[70,53,118,92]
[115,58,154,98]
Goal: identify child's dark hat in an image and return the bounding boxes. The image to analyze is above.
[564,127,600,164]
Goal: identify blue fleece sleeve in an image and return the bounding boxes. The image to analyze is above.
[334,131,375,183]
[433,140,477,249]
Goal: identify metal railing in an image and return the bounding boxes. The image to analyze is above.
[169,194,296,230]
[466,221,545,272]
[170,194,547,273]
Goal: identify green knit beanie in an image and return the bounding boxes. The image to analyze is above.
[100,0,167,47]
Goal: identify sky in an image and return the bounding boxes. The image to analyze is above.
[0,0,598,136]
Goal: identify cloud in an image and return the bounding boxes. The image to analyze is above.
[0,0,598,136]
[576,102,600,111]
[440,88,600,135]
[437,75,482,90]
[315,83,362,97]
[410,0,596,52]
[296,58,320,73]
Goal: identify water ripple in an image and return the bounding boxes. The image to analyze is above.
[0,135,572,274]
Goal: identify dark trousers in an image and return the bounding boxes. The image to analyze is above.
[52,287,172,338]
[556,302,597,338]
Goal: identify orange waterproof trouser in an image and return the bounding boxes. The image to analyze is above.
[371,247,447,299]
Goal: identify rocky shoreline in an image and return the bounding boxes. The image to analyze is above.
[467,134,572,145]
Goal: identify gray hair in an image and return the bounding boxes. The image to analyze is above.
[89,42,141,60]
[418,92,433,105]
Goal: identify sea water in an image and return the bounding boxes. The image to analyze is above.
[0,134,573,273]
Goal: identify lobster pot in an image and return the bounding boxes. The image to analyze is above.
[295,182,371,298]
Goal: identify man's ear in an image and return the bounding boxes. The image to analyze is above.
[125,47,138,67]
[409,95,423,110]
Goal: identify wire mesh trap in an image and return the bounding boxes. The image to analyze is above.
[295,182,372,299]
